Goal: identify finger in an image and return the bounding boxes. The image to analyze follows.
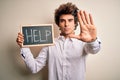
[16,33,24,43]
[16,38,24,47]
[18,32,22,35]
[77,11,83,26]
[84,11,90,24]
[18,38,24,42]
[18,33,24,39]
[16,38,22,45]
[89,13,94,25]
[18,42,22,47]
[16,38,24,43]
[77,11,87,31]
[80,10,87,24]
[18,32,24,37]
[18,35,24,40]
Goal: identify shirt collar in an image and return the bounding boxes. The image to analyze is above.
[58,35,76,42]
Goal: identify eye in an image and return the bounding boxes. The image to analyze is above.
[68,19,74,22]
[59,19,65,23]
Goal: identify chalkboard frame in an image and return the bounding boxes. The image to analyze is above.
[21,24,54,47]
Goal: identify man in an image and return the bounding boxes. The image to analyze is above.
[16,2,101,80]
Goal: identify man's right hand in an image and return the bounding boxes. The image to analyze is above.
[16,32,24,47]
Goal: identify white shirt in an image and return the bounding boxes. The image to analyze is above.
[20,36,101,80]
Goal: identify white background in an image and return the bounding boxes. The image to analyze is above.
[0,0,120,80]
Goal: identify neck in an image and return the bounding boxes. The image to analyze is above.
[60,32,75,39]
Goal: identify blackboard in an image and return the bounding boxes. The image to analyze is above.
[21,24,54,47]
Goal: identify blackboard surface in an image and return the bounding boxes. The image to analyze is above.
[21,24,54,47]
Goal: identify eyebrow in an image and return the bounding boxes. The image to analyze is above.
[68,19,74,20]
[59,18,74,20]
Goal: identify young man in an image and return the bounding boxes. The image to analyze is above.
[16,2,101,80]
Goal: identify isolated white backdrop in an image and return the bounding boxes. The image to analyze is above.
[0,0,120,80]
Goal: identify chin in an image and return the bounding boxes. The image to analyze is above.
[64,33,71,36]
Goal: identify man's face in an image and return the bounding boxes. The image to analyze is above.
[59,14,76,36]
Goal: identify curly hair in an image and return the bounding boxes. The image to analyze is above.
[54,2,79,29]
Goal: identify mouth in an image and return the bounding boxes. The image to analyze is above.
[64,28,70,31]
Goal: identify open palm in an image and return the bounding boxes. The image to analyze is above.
[70,10,97,42]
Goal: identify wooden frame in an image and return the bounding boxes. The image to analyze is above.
[21,24,54,47]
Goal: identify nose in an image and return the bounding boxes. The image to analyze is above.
[65,21,69,27]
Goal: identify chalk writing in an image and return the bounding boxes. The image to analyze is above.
[25,29,51,43]
[22,24,54,47]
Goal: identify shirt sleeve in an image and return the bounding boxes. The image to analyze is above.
[84,38,101,54]
[20,47,48,73]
